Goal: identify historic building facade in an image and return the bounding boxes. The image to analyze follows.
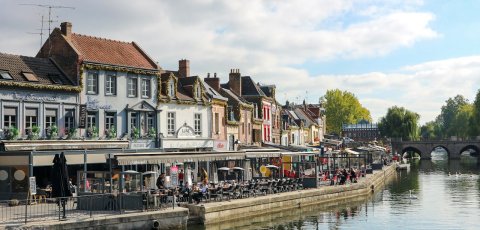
[0,53,80,140]
[37,22,161,148]
[157,60,213,151]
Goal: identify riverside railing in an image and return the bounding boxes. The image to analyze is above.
[0,192,175,227]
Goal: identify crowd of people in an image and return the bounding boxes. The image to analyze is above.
[322,168,360,186]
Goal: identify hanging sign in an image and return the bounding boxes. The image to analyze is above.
[29,177,37,195]
[78,104,87,128]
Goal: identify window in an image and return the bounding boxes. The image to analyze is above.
[3,107,17,128]
[168,80,175,97]
[248,123,251,135]
[105,73,116,95]
[87,112,97,128]
[254,103,258,119]
[195,85,201,99]
[65,109,75,131]
[22,72,38,82]
[86,71,98,94]
[214,113,219,134]
[45,109,57,128]
[0,71,13,80]
[25,108,38,132]
[141,79,151,98]
[105,112,115,130]
[147,113,154,130]
[167,112,175,135]
[194,113,201,135]
[130,113,138,129]
[242,122,245,134]
[127,77,138,97]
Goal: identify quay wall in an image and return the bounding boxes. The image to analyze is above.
[11,208,189,230]
[189,164,397,225]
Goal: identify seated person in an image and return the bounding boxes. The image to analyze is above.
[192,184,208,204]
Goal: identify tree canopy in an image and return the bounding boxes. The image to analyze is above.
[378,106,420,140]
[323,89,371,134]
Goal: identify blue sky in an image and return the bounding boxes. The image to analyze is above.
[1,0,480,124]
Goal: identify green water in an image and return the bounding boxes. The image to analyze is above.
[191,152,480,230]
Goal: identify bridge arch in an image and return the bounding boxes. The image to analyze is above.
[401,146,424,158]
[430,145,451,158]
[459,145,480,157]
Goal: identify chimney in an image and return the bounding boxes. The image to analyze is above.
[229,68,242,96]
[60,22,72,39]
[204,72,220,92]
[178,59,190,78]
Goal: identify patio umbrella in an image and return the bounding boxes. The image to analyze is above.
[266,165,279,169]
[218,167,230,171]
[51,153,71,219]
[232,167,244,170]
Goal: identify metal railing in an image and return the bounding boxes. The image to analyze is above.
[0,192,175,227]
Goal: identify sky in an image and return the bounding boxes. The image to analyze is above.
[1,0,480,124]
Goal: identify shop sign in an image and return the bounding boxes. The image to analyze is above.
[170,166,178,187]
[78,104,87,128]
[29,177,37,195]
[176,124,195,138]
[86,96,112,110]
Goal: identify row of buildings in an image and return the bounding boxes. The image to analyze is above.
[0,22,326,152]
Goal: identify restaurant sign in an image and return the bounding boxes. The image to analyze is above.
[78,104,87,128]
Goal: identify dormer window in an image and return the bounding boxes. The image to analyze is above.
[22,72,38,82]
[195,84,201,99]
[168,79,175,97]
[0,71,13,80]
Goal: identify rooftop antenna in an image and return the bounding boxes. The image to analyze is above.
[305,90,309,104]
[20,4,75,55]
[26,15,47,48]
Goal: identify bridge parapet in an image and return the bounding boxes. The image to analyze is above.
[390,140,480,159]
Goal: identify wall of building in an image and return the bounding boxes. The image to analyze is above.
[81,69,158,138]
[0,89,78,138]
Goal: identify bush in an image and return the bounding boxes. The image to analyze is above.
[46,125,58,140]
[86,126,98,138]
[106,126,117,139]
[131,126,140,140]
[67,128,77,139]
[3,126,19,140]
[27,125,40,140]
[147,127,156,139]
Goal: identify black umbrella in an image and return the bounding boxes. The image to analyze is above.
[51,152,71,219]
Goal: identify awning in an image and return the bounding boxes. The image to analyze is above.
[345,148,360,155]
[0,140,129,151]
[115,152,247,165]
[245,151,282,158]
[33,153,107,166]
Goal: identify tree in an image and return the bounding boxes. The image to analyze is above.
[378,106,420,140]
[451,104,474,138]
[471,90,480,136]
[323,89,371,134]
[438,95,469,138]
[420,121,438,139]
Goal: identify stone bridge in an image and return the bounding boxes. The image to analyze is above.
[391,140,480,159]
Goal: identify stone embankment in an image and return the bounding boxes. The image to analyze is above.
[188,163,397,226]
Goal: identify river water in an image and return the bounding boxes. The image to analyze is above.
[193,151,480,230]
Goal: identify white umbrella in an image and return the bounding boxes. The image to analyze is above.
[266,165,279,169]
[233,167,244,171]
[218,167,230,171]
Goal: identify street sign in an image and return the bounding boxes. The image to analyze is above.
[29,177,37,195]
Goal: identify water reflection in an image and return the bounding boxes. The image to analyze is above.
[189,150,480,229]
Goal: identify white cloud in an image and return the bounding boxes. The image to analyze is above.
[1,0,465,125]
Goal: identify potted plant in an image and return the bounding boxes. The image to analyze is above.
[86,126,99,139]
[27,125,40,140]
[106,126,117,139]
[46,125,58,140]
[147,127,156,139]
[131,126,140,140]
[3,126,19,140]
[66,128,77,139]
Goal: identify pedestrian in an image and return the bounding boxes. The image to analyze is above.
[179,169,184,187]
[350,168,356,183]
[156,173,165,189]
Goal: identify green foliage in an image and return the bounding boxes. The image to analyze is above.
[67,128,77,139]
[438,95,469,138]
[46,125,58,140]
[3,126,19,140]
[27,125,40,140]
[86,126,98,138]
[147,127,156,139]
[420,121,441,139]
[323,89,372,134]
[379,106,420,140]
[131,126,140,140]
[106,126,117,139]
[472,90,480,136]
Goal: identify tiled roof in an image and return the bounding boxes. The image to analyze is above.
[0,52,74,86]
[241,76,266,96]
[220,88,249,105]
[201,79,227,101]
[260,85,275,97]
[70,33,158,70]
